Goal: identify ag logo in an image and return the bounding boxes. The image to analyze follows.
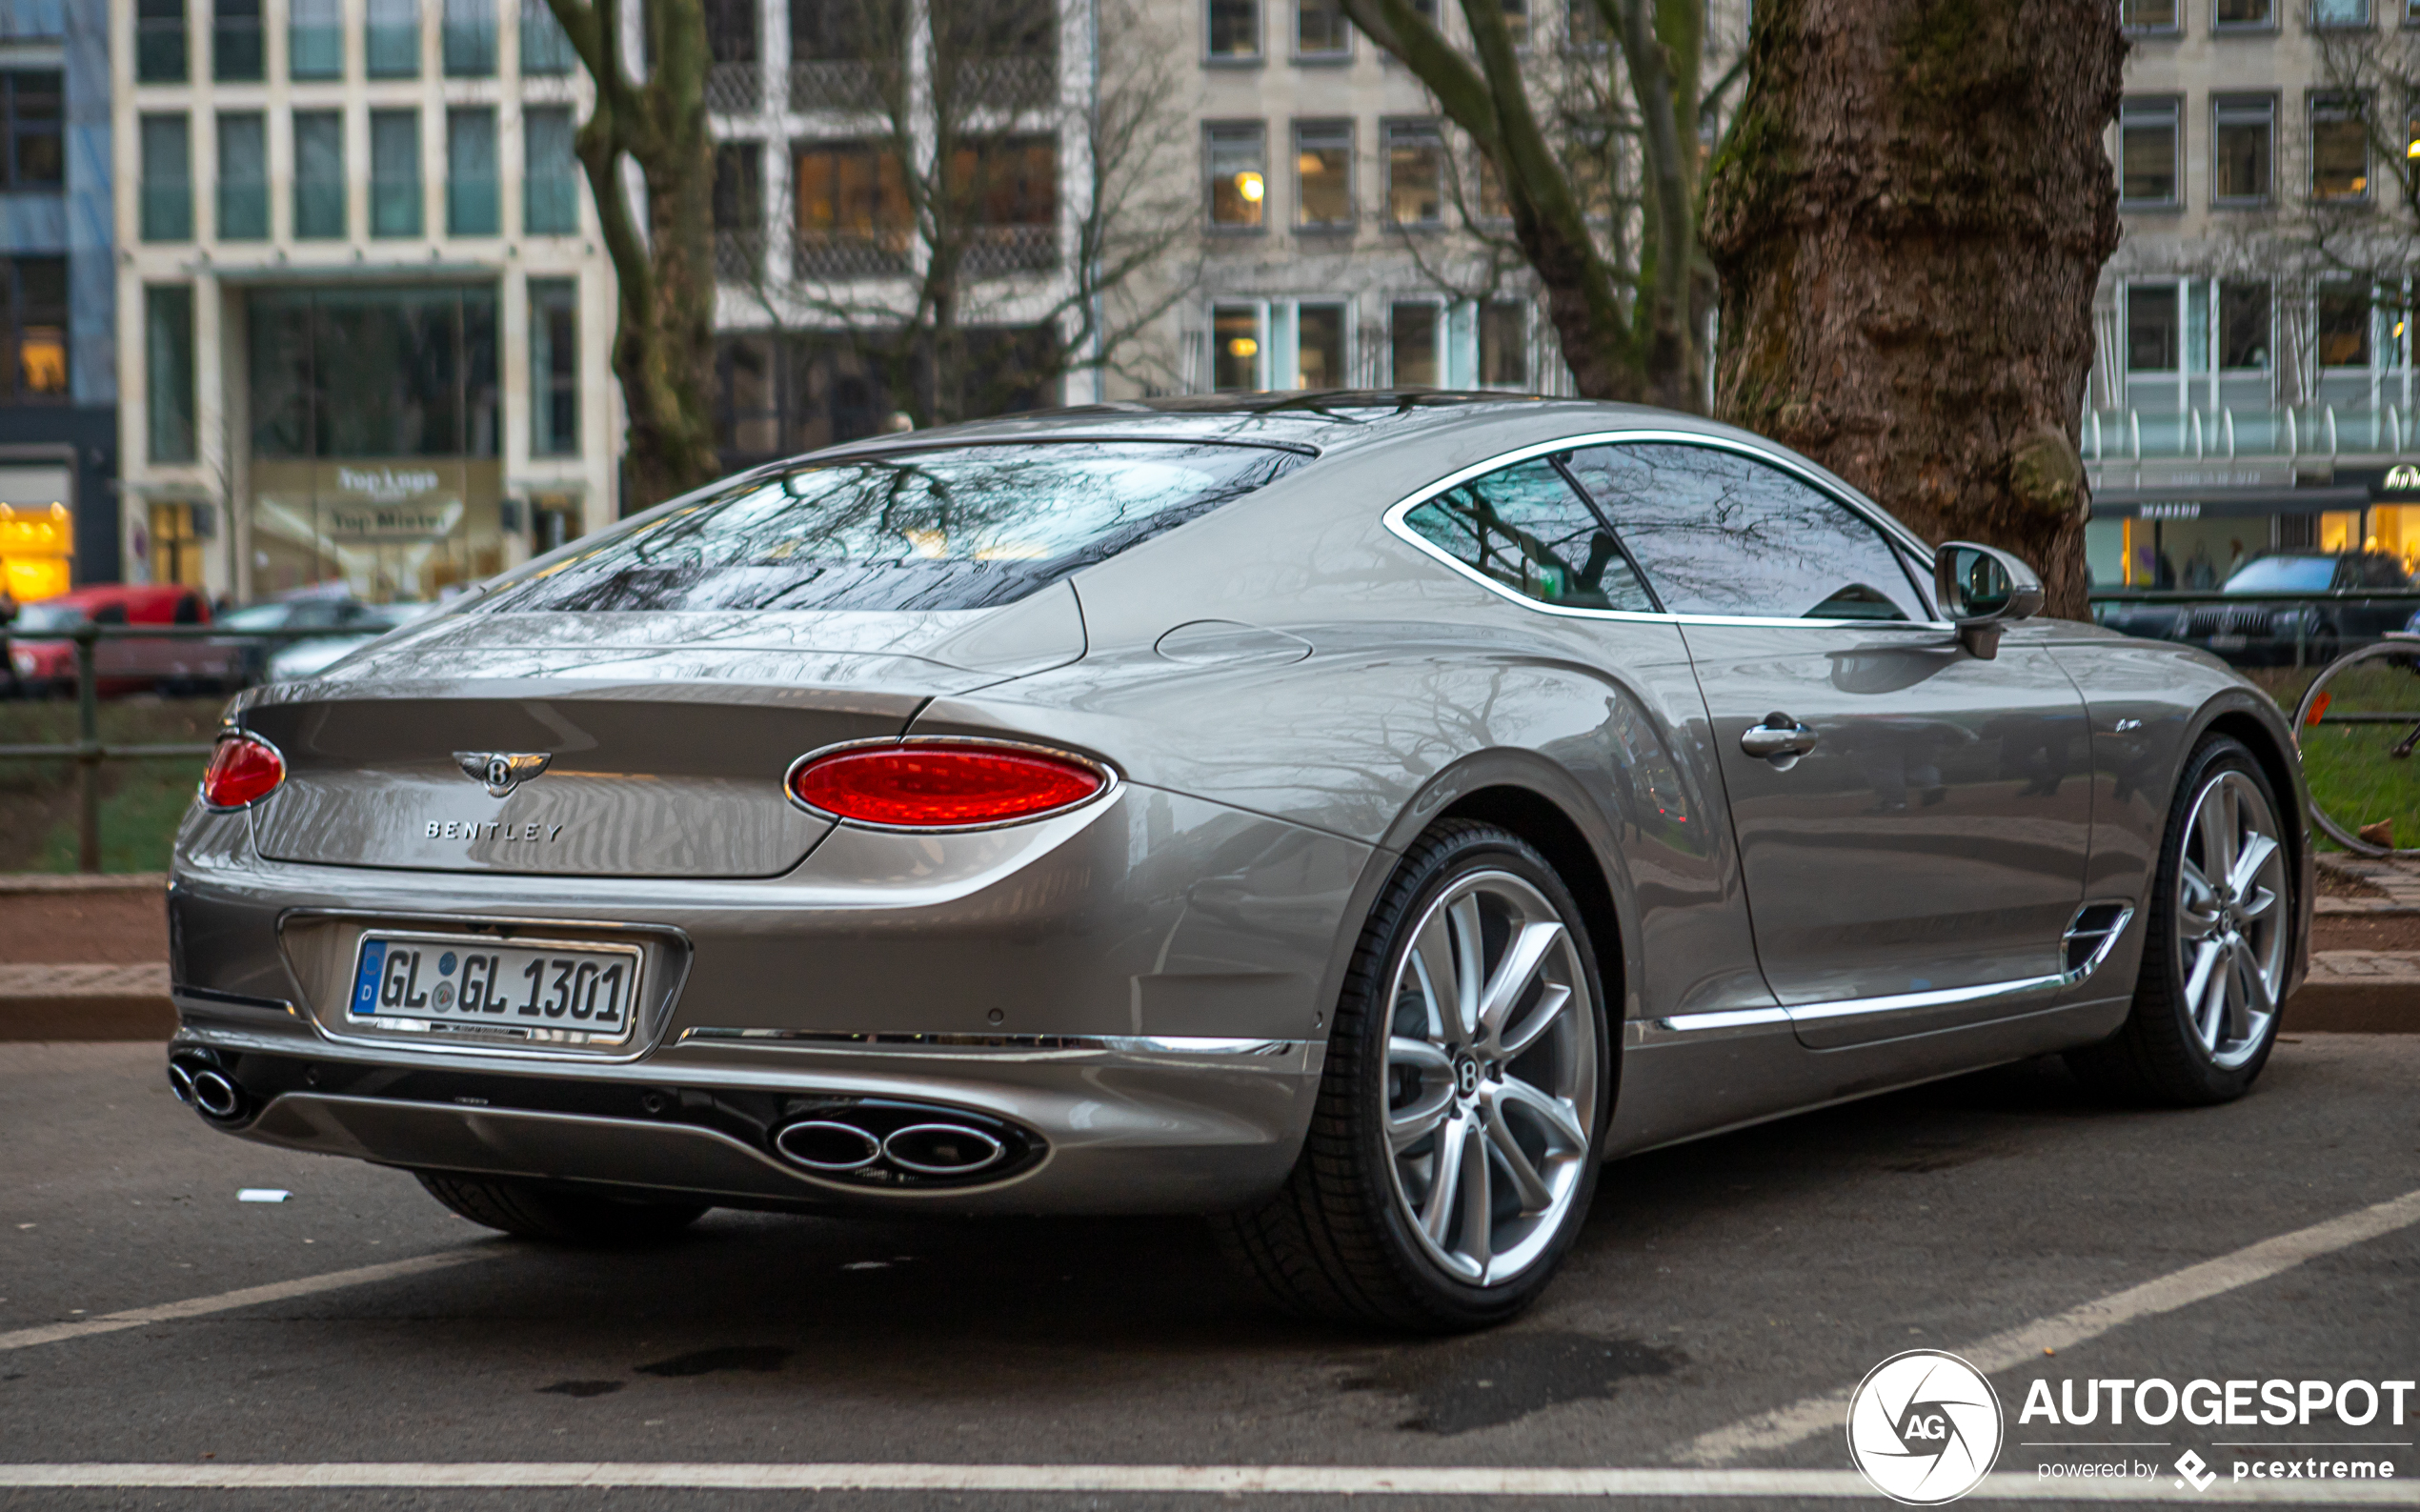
[1845,1350,2004,1504]
[2387,463,2420,493]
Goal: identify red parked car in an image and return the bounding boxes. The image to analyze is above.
[7,585,238,697]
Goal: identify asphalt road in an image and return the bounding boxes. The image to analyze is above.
[3,1036,2417,1510]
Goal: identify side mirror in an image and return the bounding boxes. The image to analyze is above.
[1933,541,2045,660]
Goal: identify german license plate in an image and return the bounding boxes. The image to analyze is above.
[347,933,643,1045]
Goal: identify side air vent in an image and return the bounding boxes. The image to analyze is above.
[2061,902,2136,981]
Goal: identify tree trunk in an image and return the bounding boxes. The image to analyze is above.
[1703,0,2123,618]
[552,0,721,514]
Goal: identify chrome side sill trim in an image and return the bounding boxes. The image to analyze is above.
[677,1027,1305,1057]
[1652,1006,1793,1033]
[1786,974,2067,1024]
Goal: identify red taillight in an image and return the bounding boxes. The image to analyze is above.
[788,741,1106,829]
[200,734,285,810]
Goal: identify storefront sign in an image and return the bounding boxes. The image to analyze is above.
[2340,465,2420,502]
[320,498,465,541]
[334,466,445,502]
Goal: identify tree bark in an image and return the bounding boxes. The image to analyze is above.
[549,0,721,513]
[1703,0,2123,617]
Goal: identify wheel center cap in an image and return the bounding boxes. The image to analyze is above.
[1453,1055,1482,1099]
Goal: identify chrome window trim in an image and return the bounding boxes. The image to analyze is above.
[1380,428,1950,631]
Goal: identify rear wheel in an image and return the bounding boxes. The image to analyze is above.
[2067,736,2290,1105]
[414,1172,710,1245]
[1219,820,1609,1332]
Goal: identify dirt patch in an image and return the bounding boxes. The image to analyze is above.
[0,889,168,964]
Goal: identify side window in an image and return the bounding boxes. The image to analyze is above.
[1402,456,1657,613]
[91,603,128,625]
[1563,443,1929,621]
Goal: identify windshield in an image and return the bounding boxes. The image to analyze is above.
[2226,556,2335,593]
[218,603,297,629]
[12,603,86,632]
[480,442,1310,614]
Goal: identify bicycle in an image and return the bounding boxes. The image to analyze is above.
[2290,630,2420,857]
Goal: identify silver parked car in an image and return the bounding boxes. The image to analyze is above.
[168,394,2309,1331]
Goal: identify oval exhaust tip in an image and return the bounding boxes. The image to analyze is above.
[883,1122,1006,1176]
[774,1119,883,1172]
[166,1062,195,1104]
[190,1069,242,1119]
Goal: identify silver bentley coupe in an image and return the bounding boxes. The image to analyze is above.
[168,393,2309,1331]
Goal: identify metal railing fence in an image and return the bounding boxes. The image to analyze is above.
[0,623,340,873]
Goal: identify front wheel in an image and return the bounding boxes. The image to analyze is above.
[1219,820,1609,1332]
[414,1172,710,1245]
[2067,736,2291,1105]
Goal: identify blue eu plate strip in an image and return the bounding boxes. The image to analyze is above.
[352,939,386,1016]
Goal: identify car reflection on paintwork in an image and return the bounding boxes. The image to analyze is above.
[262,600,435,683]
[163,393,2313,1334]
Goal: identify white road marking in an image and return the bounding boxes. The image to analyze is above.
[0,1249,493,1352]
[1678,1185,2420,1465]
[0,1464,2410,1501]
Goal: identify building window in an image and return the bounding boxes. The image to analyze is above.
[2120,0,2176,30]
[213,0,261,79]
[292,110,344,238]
[2118,98,2179,206]
[146,284,193,460]
[290,0,340,76]
[523,106,579,234]
[443,0,494,73]
[2310,93,2370,199]
[2309,0,2368,25]
[0,72,59,188]
[1481,300,1526,387]
[1295,0,1346,55]
[371,110,422,236]
[1500,0,1529,45]
[139,114,191,242]
[2127,284,2178,372]
[1294,120,1351,230]
[0,257,66,401]
[443,108,497,235]
[1567,0,1607,48]
[706,0,758,109]
[367,0,418,76]
[1297,301,1344,387]
[1384,120,1443,225]
[1206,0,1259,57]
[2211,95,2272,204]
[1212,304,1260,390]
[530,277,577,456]
[2317,287,2371,368]
[216,111,268,239]
[1206,122,1265,230]
[1391,302,1439,385]
[793,141,912,277]
[2219,280,2269,369]
[714,141,763,279]
[520,0,574,72]
[2212,0,2271,26]
[137,0,187,82]
[947,135,1057,273]
[246,285,499,465]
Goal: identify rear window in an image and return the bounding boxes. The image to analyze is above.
[12,603,85,631]
[483,442,1310,614]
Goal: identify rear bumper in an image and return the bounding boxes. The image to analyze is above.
[171,1034,1321,1214]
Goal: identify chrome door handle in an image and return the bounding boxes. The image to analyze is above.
[1740,713,1819,764]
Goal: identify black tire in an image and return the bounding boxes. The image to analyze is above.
[1217,820,1611,1333]
[2067,735,2291,1106]
[414,1171,710,1245]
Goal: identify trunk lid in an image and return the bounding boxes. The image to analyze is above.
[237,588,1083,878]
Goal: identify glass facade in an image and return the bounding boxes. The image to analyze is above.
[530,277,576,455]
[146,285,195,463]
[245,286,503,602]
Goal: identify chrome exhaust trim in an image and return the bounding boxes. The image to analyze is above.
[190,1069,243,1119]
[882,1122,1006,1176]
[772,1119,883,1173]
[166,1061,195,1104]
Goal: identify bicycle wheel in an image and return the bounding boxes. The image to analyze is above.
[2291,633,2420,857]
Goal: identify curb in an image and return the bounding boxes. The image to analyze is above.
[0,995,176,1040]
[0,873,168,895]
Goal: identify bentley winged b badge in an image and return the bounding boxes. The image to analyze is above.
[454,751,552,797]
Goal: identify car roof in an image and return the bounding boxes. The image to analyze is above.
[34,584,197,609]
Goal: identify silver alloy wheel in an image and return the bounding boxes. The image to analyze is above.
[1381,870,1598,1286]
[2174,768,2289,1070]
